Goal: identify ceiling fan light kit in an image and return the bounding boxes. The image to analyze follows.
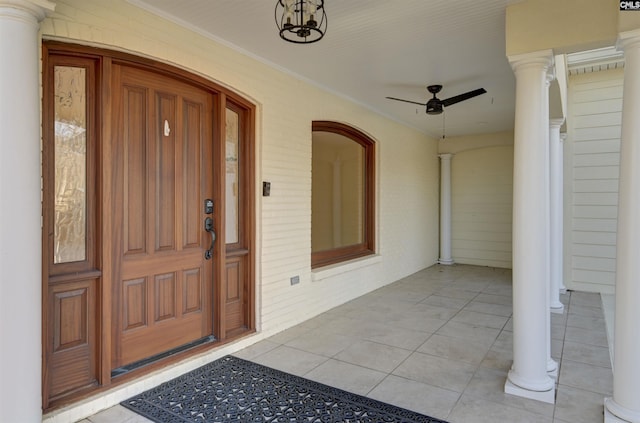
[275,0,327,44]
[387,84,487,115]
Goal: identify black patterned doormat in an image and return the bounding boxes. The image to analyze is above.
[121,355,448,422]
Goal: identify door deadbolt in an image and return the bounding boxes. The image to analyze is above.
[204,199,213,214]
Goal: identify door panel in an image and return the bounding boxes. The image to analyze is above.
[184,101,205,247]
[47,279,99,400]
[112,64,214,369]
[123,86,147,256]
[183,268,203,314]
[155,93,176,252]
[224,255,245,333]
[122,278,146,330]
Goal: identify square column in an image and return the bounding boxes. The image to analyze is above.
[505,49,555,404]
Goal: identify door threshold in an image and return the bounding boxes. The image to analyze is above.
[111,335,216,378]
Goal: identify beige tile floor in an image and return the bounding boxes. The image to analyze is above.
[79,264,612,423]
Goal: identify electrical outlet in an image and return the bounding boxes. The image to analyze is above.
[290,275,300,285]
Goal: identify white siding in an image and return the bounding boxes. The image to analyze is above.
[450,145,514,268]
[566,68,623,294]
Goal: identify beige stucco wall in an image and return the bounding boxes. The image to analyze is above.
[506,0,619,56]
[41,0,439,373]
[506,0,640,57]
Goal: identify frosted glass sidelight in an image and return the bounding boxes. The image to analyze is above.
[54,66,87,263]
[225,108,239,244]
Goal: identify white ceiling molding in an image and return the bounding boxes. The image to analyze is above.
[567,46,624,75]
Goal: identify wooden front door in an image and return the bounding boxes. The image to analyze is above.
[43,43,255,409]
[111,64,215,368]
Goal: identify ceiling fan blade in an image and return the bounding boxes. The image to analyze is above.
[385,96,427,106]
[441,88,487,107]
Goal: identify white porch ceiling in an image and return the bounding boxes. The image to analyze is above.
[131,0,523,138]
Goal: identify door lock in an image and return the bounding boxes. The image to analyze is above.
[204,199,214,214]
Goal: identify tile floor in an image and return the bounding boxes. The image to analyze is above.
[79,264,612,423]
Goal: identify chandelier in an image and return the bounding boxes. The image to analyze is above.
[275,0,327,44]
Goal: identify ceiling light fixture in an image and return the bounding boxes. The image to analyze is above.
[275,0,327,44]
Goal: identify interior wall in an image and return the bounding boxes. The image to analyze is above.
[452,145,513,268]
[440,132,514,269]
[41,0,439,344]
[565,68,623,294]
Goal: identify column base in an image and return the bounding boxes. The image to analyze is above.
[438,258,454,265]
[505,379,555,404]
[605,397,640,422]
[550,302,565,314]
[547,358,559,379]
[605,408,629,423]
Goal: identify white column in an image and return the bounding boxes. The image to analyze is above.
[559,132,568,294]
[543,74,558,378]
[549,118,565,314]
[504,49,555,404]
[604,29,640,423]
[0,1,54,422]
[438,153,454,265]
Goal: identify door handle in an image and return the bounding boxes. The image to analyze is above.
[204,217,216,260]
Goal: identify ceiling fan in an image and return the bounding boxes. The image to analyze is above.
[386,85,487,115]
